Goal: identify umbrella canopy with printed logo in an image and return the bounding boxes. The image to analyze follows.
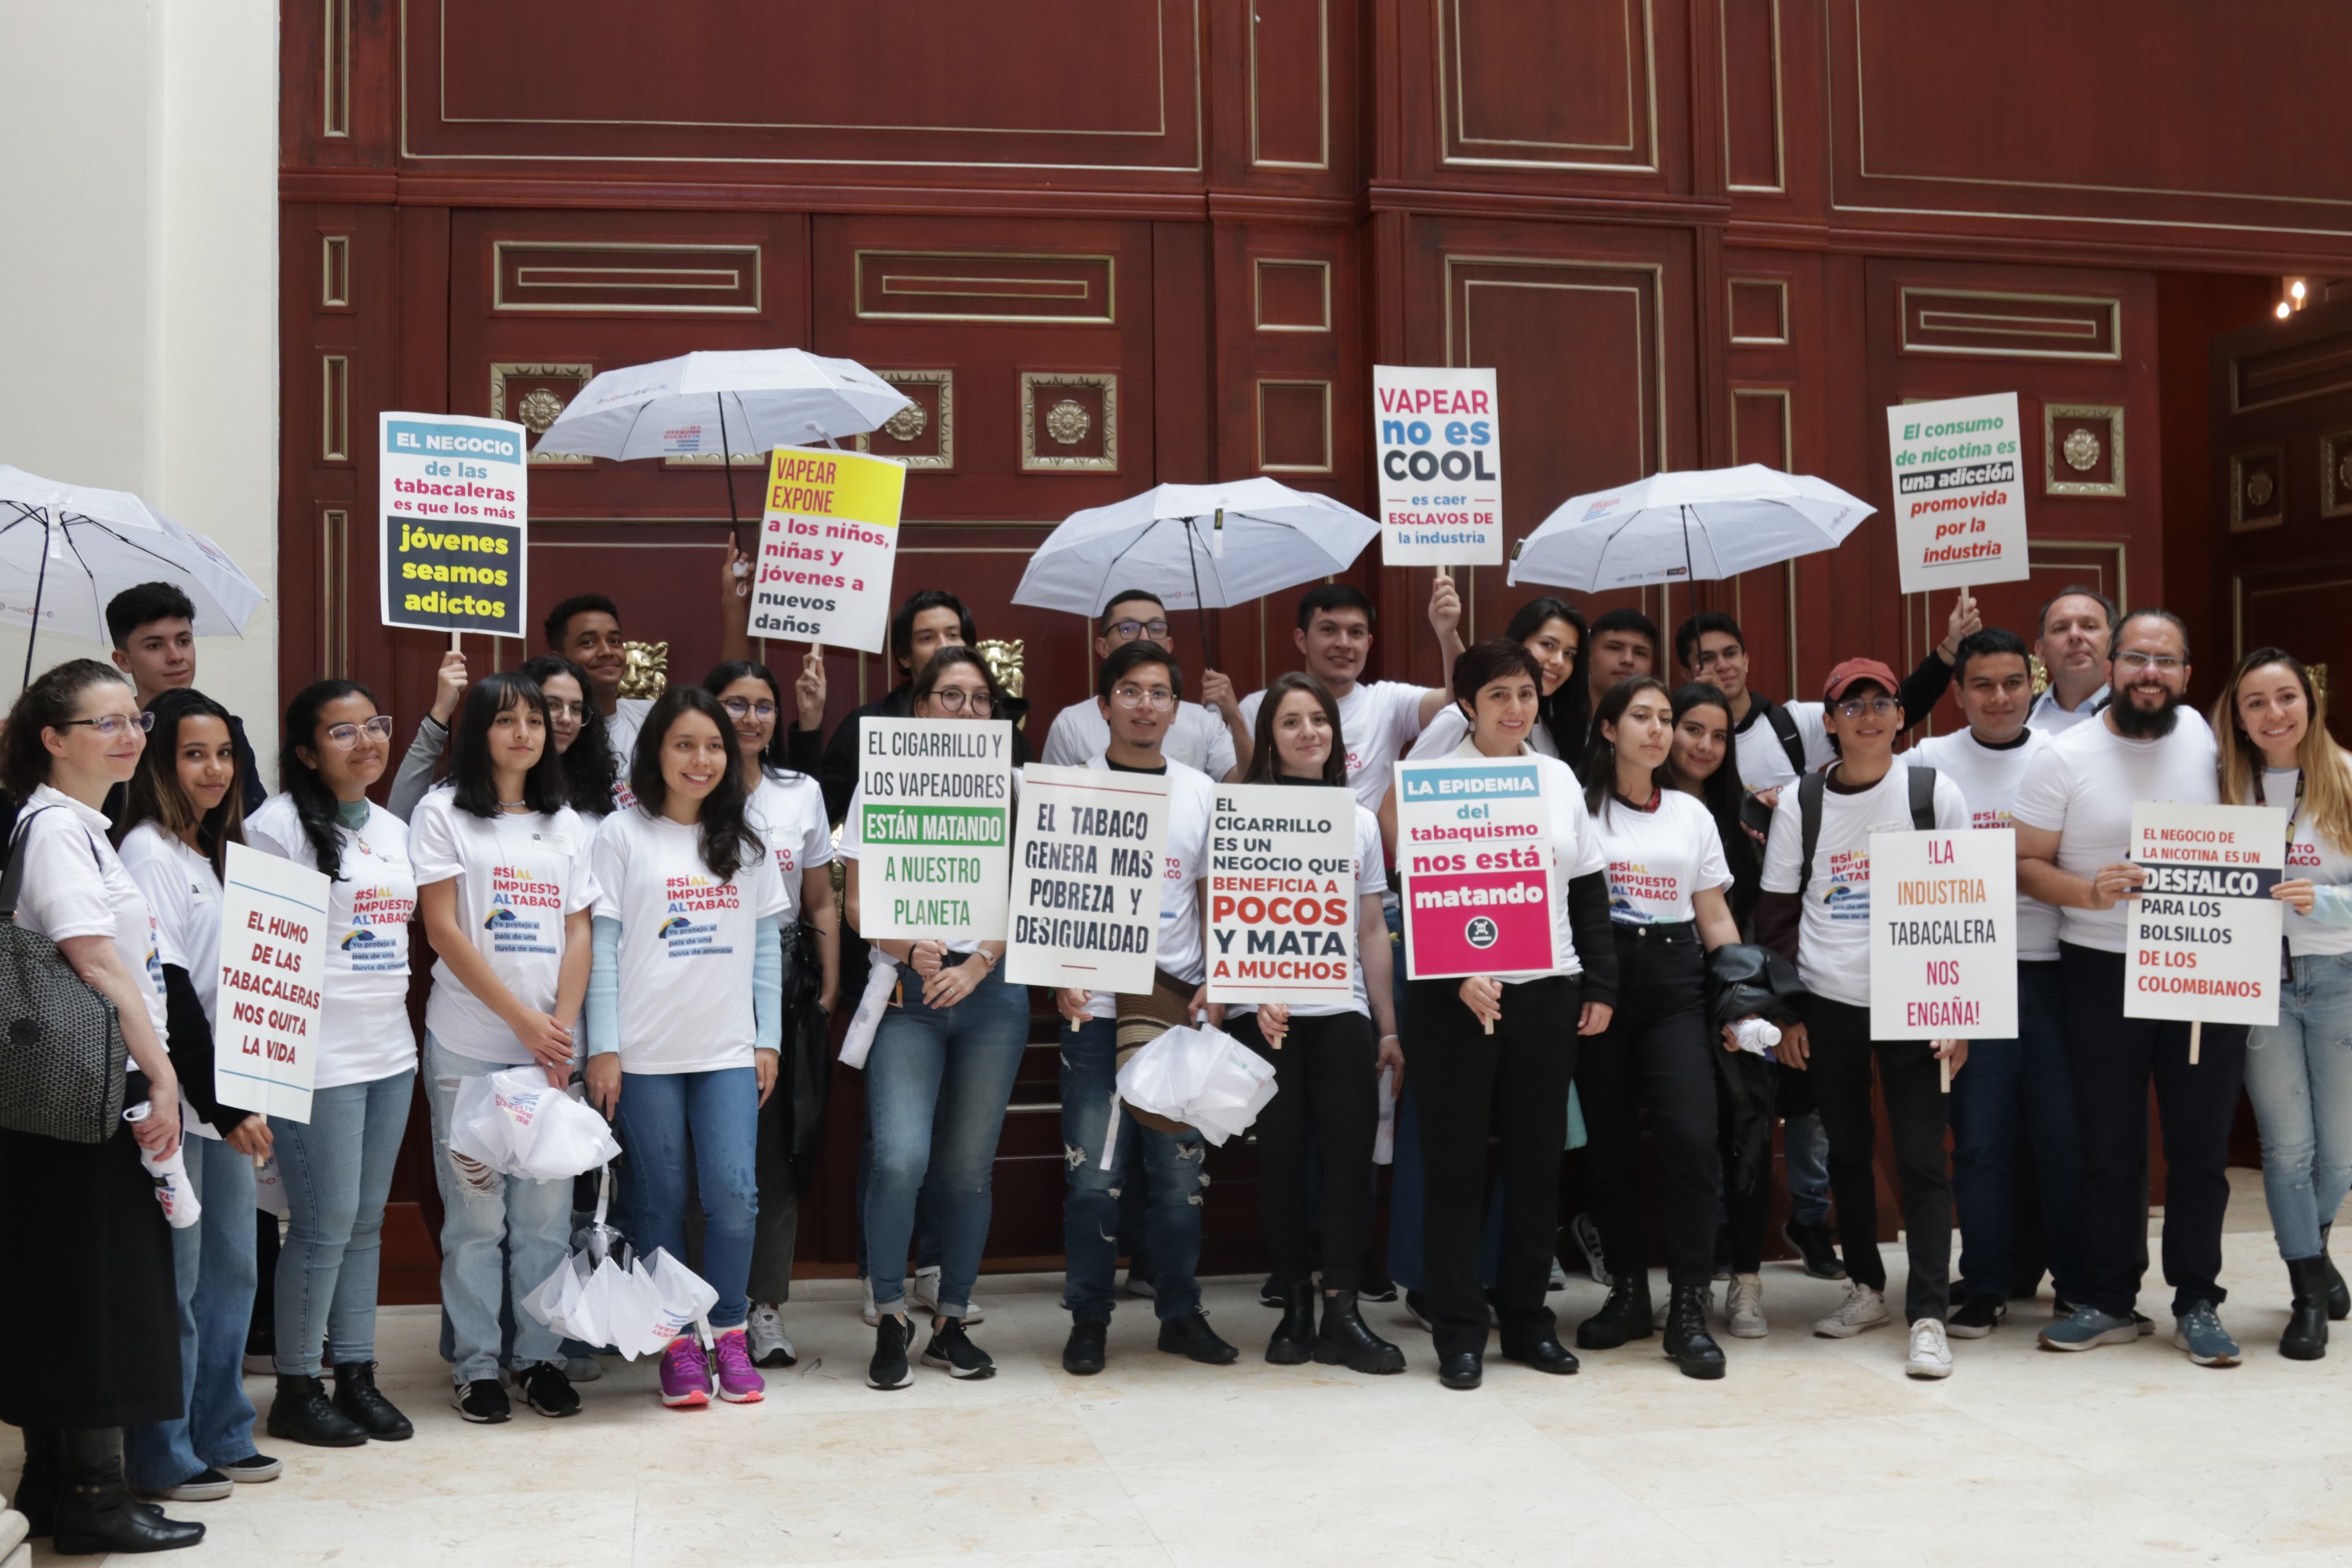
[1507,465,1874,593]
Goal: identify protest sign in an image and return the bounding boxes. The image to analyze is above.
[855,717,1014,943]
[1869,829,2017,1041]
[1374,365,1502,566]
[749,447,906,654]
[1203,782,1358,1005]
[1394,757,1555,981]
[214,842,331,1123]
[2126,802,2286,1038]
[1004,764,1172,993]
[1886,392,2031,596]
[379,412,528,637]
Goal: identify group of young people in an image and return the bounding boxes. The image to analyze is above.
[5,561,2349,1553]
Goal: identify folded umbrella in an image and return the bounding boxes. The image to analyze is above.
[1507,464,1874,593]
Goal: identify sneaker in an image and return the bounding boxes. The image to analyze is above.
[1812,1281,1890,1338]
[564,1355,604,1382]
[908,1266,986,1325]
[712,1329,768,1403]
[921,1319,997,1380]
[1781,1218,1847,1281]
[1259,1274,1286,1308]
[2038,1305,2139,1351]
[1947,1297,2007,1339]
[221,1454,283,1484]
[869,1314,914,1390]
[452,1378,512,1424]
[1358,1265,1399,1304]
[2172,1301,2241,1368]
[1123,1269,1158,1299]
[1403,1290,1437,1334]
[1725,1273,1767,1339]
[659,1334,712,1408]
[1907,1318,1954,1379]
[516,1361,581,1418]
[1547,1256,1570,1294]
[746,1304,798,1368]
[1569,1212,1609,1284]
[142,1468,233,1502]
[860,1276,880,1327]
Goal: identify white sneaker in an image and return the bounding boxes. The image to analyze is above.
[746,1303,797,1368]
[1812,1281,1891,1338]
[564,1355,603,1383]
[860,1276,880,1327]
[1725,1273,1767,1338]
[908,1265,986,1325]
[1907,1317,1954,1378]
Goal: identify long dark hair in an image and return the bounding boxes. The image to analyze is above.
[1243,671,1347,787]
[626,686,760,882]
[519,655,617,817]
[1,659,135,800]
[117,688,246,879]
[445,672,570,819]
[702,659,803,781]
[280,679,375,882]
[1672,680,1760,922]
[1505,597,1591,762]
[1579,675,1674,818]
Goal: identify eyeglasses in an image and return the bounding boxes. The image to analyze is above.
[927,688,993,715]
[322,716,395,749]
[1112,685,1178,711]
[543,702,584,724]
[718,698,778,722]
[1106,618,1172,642]
[2115,652,2186,673]
[60,712,154,739]
[1832,696,1899,720]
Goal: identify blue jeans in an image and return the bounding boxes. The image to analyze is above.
[863,961,1029,1318]
[853,1128,944,1280]
[1949,960,2086,1302]
[1059,1018,1205,1323]
[2247,952,2352,1262]
[271,1068,415,1376]
[613,1066,759,1330]
[1784,1113,1832,1228]
[125,1134,260,1488]
[423,1036,575,1381]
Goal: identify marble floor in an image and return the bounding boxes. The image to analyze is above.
[11,1171,2352,1566]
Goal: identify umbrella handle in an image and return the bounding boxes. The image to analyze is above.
[20,517,49,692]
[716,394,746,554]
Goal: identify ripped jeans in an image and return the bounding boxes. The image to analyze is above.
[423,1034,575,1383]
[1061,1017,1206,1323]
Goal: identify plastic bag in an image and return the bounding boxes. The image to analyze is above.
[450,1065,620,1180]
[839,948,899,1069]
[1114,1024,1279,1145]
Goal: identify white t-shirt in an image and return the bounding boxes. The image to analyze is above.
[2012,713,2220,954]
[409,790,599,1066]
[2259,763,2352,956]
[1406,703,1560,763]
[1225,800,1385,1023]
[1733,697,1833,796]
[1759,763,1971,1007]
[118,823,227,1138]
[13,785,169,1047]
[591,806,789,1073]
[246,794,419,1089]
[744,772,833,924]
[1593,788,1732,926]
[1087,754,1215,987]
[1907,727,2062,963]
[1240,679,1431,814]
[1043,698,1237,781]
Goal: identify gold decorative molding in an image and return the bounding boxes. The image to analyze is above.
[1249,0,1330,169]
[320,355,349,462]
[1719,0,1785,193]
[2027,652,2049,697]
[492,362,596,466]
[975,639,1025,699]
[618,641,669,700]
[857,371,953,469]
[1730,387,1792,470]
[320,508,350,680]
[855,251,1115,325]
[1021,372,1119,472]
[1898,287,2122,362]
[2322,430,2352,519]
[321,235,350,308]
[1727,277,1788,345]
[2232,446,2285,532]
[1254,258,1332,333]
[1439,0,1659,171]
[1257,379,1334,474]
[322,0,350,138]
[2042,402,2125,498]
[1447,255,1668,471]
[492,241,761,315]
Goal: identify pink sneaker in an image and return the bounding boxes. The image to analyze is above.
[712,1328,767,1404]
[659,1334,711,1408]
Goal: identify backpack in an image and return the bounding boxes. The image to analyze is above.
[1759,699,1807,778]
[1795,765,1939,899]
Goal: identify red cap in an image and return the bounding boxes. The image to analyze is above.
[1822,658,1901,705]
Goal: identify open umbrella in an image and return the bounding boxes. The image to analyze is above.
[1506,464,1874,593]
[0,466,268,687]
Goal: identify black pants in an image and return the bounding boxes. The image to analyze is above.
[1232,1010,1378,1291]
[1805,997,1954,1324]
[1404,972,1581,1359]
[1575,925,1721,1288]
[2058,942,2249,1318]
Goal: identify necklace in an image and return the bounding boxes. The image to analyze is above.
[498,800,529,811]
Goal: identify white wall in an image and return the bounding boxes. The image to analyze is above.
[0,0,279,773]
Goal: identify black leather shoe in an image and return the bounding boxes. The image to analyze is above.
[1266,1283,1317,1365]
[2283,1255,2330,1361]
[1500,1335,1580,1375]
[332,1361,413,1441]
[1437,1351,1483,1390]
[267,1374,367,1448]
[1313,1290,1406,1375]
[1575,1274,1653,1349]
[1062,1322,1108,1377]
[1662,1283,1727,1380]
[16,1426,60,1536]
[53,1428,205,1555]
[1782,1218,1847,1280]
[1156,1311,1240,1365]
[2324,1224,2350,1321]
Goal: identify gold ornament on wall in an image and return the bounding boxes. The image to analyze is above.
[619,641,669,700]
[975,639,1025,699]
[2042,402,2124,498]
[1044,399,1091,445]
[2062,428,2101,471]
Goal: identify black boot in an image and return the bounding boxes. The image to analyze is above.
[1575,1272,1654,1349]
[332,1361,412,1440]
[2323,1224,2350,1321]
[1265,1283,1317,1365]
[267,1374,366,1448]
[1662,1283,1727,1380]
[1312,1290,1406,1375]
[15,1426,61,1537]
[52,1428,204,1555]
[2283,1255,2331,1361]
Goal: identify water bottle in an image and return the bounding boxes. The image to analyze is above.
[1729,1017,1782,1062]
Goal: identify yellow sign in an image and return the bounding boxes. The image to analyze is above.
[750,448,907,653]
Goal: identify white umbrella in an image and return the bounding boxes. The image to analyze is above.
[0,465,269,686]
[1506,464,1875,593]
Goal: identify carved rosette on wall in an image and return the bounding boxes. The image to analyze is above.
[2042,402,2125,498]
[1020,373,1118,471]
[491,363,595,466]
[619,641,669,699]
[855,370,953,470]
[2231,446,2285,532]
[2322,431,2352,519]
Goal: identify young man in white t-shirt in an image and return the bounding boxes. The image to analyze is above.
[544,593,654,770]
[1049,641,1232,1374]
[1907,627,2085,1340]
[1757,658,1970,1377]
[2014,609,2247,1366]
[1040,589,1247,780]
